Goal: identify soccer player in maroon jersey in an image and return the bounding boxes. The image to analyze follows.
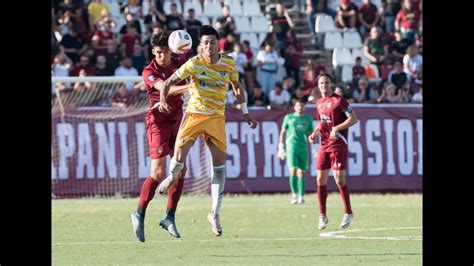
[308,73,359,230]
[130,32,190,242]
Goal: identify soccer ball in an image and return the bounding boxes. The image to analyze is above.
[168,30,193,54]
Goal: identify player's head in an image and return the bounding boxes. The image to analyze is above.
[199,25,219,57]
[151,32,171,65]
[316,73,333,97]
[294,99,305,114]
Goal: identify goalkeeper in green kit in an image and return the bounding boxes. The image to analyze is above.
[278,100,315,204]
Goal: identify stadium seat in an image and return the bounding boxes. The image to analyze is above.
[228,2,243,16]
[234,16,251,33]
[240,32,259,49]
[315,14,337,33]
[343,31,363,49]
[251,16,269,33]
[332,48,353,68]
[203,2,222,17]
[351,48,370,65]
[183,1,203,16]
[341,65,353,83]
[242,1,262,16]
[164,0,182,14]
[323,32,343,50]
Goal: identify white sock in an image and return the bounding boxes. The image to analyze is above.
[211,165,225,214]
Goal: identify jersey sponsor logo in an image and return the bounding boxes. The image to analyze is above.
[320,114,331,124]
[220,71,227,76]
[148,75,155,81]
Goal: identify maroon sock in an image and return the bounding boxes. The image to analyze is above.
[137,176,160,216]
[338,185,352,214]
[317,185,328,215]
[166,177,185,213]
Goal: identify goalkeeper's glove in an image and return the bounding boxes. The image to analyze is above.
[278,142,286,160]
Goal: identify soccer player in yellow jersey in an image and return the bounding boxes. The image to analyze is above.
[157,25,258,236]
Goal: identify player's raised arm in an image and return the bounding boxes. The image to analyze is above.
[230,79,258,129]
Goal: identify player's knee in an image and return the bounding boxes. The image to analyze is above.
[317,176,327,185]
[150,166,166,180]
[335,177,346,188]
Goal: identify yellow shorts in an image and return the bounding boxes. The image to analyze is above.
[176,112,226,153]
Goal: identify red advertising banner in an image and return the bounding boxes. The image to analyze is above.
[51,104,422,197]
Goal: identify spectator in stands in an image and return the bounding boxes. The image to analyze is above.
[352,56,366,88]
[70,55,96,76]
[291,88,309,105]
[395,0,420,43]
[387,61,408,92]
[131,43,146,74]
[94,55,114,76]
[403,44,422,84]
[110,84,134,107]
[303,58,326,96]
[381,0,401,34]
[389,30,410,63]
[52,52,73,93]
[120,12,142,35]
[114,57,139,91]
[144,2,166,33]
[377,82,400,103]
[73,69,95,91]
[411,85,422,103]
[283,77,296,93]
[215,5,236,39]
[96,9,117,33]
[336,0,358,29]
[358,0,380,35]
[91,21,116,56]
[104,39,123,73]
[143,24,164,63]
[306,0,337,34]
[87,0,109,28]
[121,25,141,57]
[242,40,255,93]
[218,32,237,54]
[229,43,248,91]
[363,26,388,65]
[256,41,279,96]
[59,25,88,64]
[269,82,291,110]
[283,30,302,89]
[165,3,186,32]
[352,76,379,103]
[248,85,269,107]
[185,8,203,55]
[270,3,294,50]
[123,0,142,20]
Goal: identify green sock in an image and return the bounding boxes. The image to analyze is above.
[297,177,305,196]
[289,175,298,194]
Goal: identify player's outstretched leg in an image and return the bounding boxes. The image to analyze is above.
[158,158,184,194]
[130,211,145,242]
[159,214,181,238]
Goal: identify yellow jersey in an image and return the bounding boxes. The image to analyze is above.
[175,54,239,116]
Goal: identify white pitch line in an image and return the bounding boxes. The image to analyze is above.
[319,227,422,241]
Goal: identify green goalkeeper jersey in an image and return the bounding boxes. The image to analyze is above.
[282,113,314,152]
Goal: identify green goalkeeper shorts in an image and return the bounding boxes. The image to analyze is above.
[286,149,309,171]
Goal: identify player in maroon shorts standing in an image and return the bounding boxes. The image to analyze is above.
[130,32,190,242]
[308,73,359,230]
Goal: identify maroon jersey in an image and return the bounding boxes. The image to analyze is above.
[316,94,353,151]
[142,57,186,120]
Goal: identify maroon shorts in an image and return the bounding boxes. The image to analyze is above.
[146,111,183,159]
[316,148,348,171]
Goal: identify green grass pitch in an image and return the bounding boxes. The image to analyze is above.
[52,193,422,265]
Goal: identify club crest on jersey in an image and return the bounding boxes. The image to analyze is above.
[326,103,332,108]
[220,71,226,76]
[148,75,155,81]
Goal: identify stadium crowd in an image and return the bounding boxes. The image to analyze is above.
[51,0,422,109]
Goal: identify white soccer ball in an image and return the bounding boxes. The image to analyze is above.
[168,30,193,54]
